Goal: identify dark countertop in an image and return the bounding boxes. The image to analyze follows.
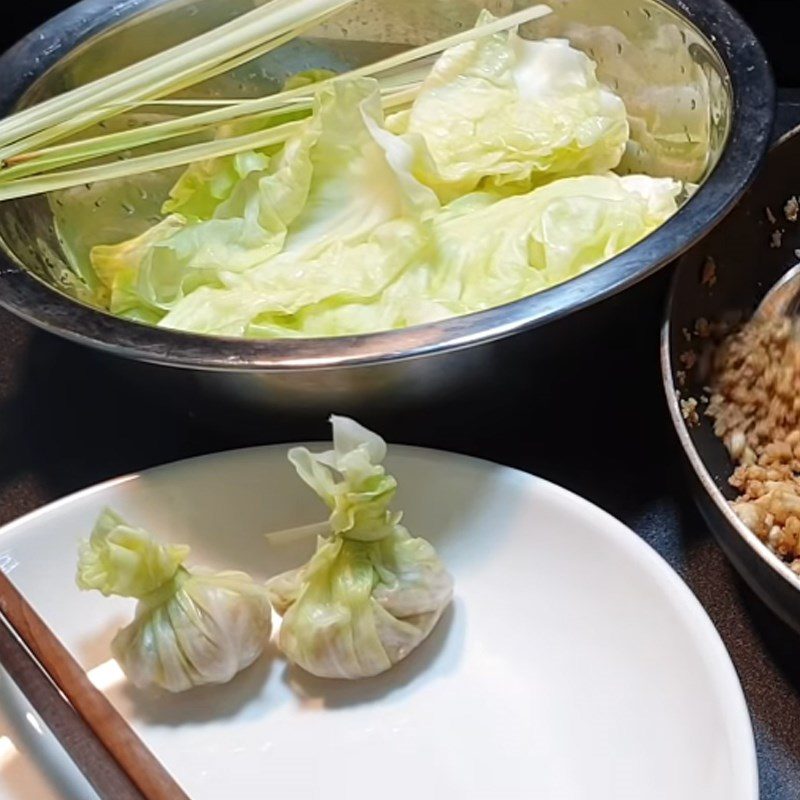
[1,2,799,798]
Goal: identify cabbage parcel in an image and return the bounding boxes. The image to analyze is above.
[266,416,454,679]
[54,12,683,339]
[77,509,272,692]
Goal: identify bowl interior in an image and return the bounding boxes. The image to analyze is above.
[0,0,731,318]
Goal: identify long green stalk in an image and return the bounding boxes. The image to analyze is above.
[0,0,345,141]
[0,122,305,201]
[0,0,358,161]
[0,83,421,182]
[0,84,426,200]
[0,0,299,146]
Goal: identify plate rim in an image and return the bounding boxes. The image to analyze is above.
[0,443,759,799]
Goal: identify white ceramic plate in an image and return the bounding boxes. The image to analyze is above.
[0,445,757,800]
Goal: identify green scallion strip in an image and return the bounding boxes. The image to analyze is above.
[0,85,425,200]
[0,0,359,160]
[0,5,549,185]
[0,83,420,182]
[0,121,306,201]
[0,4,552,197]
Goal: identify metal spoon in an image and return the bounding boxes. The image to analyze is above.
[756,261,800,318]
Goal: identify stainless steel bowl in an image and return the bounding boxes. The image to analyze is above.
[662,127,800,633]
[0,0,773,411]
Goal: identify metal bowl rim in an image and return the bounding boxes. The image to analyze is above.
[0,0,776,372]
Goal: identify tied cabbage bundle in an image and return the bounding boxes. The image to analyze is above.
[77,509,272,692]
[267,416,453,679]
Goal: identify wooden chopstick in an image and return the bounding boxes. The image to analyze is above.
[0,615,146,799]
[0,570,190,800]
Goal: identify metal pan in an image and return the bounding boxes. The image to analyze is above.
[662,125,800,632]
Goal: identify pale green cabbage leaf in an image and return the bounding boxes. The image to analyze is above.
[173,172,679,337]
[65,27,682,339]
[90,116,317,313]
[266,416,454,679]
[90,78,438,334]
[77,509,272,692]
[424,173,682,313]
[77,508,190,598]
[386,11,629,200]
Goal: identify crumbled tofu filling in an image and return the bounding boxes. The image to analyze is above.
[706,316,800,572]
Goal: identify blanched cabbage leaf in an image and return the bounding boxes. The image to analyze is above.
[386,11,629,200]
[67,19,684,339]
[91,78,438,332]
[553,20,714,182]
[155,172,678,337]
[77,509,272,692]
[77,508,190,597]
[424,173,682,312]
[91,116,317,312]
[161,69,336,220]
[282,68,337,91]
[266,416,454,679]
[161,150,271,220]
